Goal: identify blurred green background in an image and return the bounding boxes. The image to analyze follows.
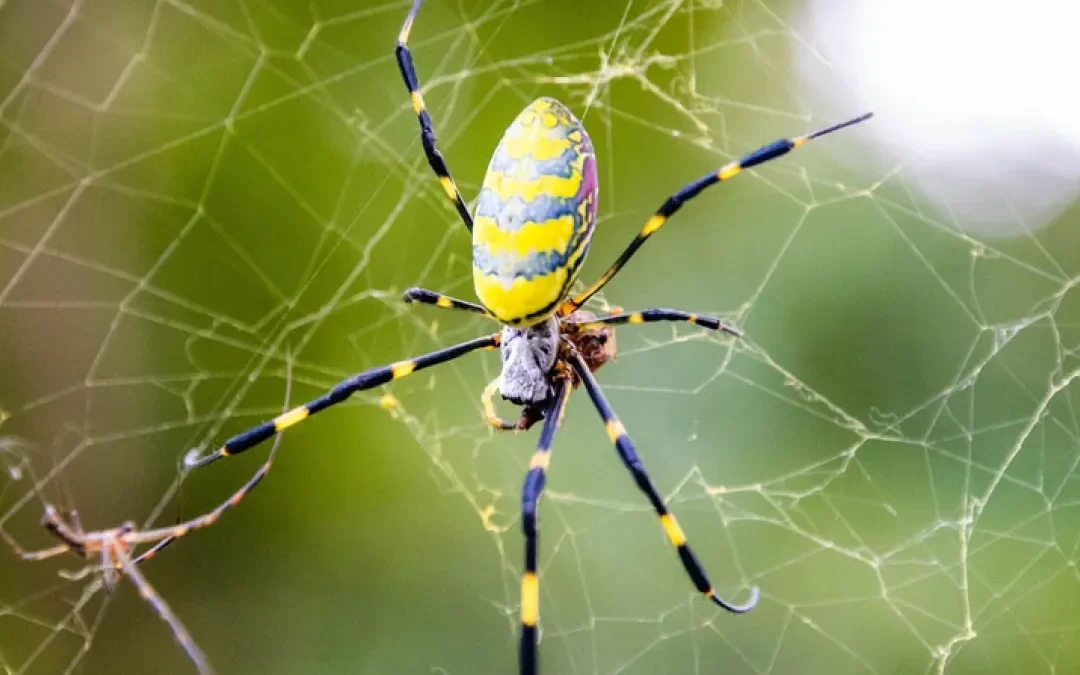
[2,1,1079,673]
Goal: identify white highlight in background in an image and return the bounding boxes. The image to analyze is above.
[793,0,1080,237]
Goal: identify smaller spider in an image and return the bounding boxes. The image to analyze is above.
[9,372,301,674]
[11,505,211,675]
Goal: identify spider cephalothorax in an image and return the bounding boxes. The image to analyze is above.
[491,310,616,431]
[499,317,560,407]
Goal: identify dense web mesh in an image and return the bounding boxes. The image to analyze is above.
[2,1,1078,674]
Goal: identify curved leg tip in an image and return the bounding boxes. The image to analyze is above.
[709,585,759,614]
[183,448,220,471]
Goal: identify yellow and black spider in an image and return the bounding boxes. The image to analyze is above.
[168,1,868,672]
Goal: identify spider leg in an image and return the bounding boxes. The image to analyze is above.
[565,308,742,338]
[404,287,495,320]
[564,113,873,312]
[396,0,474,233]
[481,377,518,431]
[10,506,108,565]
[113,539,213,675]
[58,564,100,582]
[123,335,494,551]
[98,538,121,592]
[1,509,67,561]
[107,336,503,587]
[128,360,297,551]
[126,424,289,547]
[15,543,69,562]
[566,346,759,614]
[41,505,85,552]
[519,374,572,675]
[131,535,178,565]
[185,333,499,470]
[69,509,84,536]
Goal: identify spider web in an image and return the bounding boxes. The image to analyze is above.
[2,0,1079,673]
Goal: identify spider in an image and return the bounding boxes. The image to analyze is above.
[150,1,866,672]
[10,506,210,674]
[9,390,295,675]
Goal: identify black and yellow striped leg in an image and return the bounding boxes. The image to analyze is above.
[403,287,494,320]
[396,0,474,232]
[184,333,499,471]
[520,375,572,675]
[126,404,295,551]
[566,347,759,614]
[127,439,281,547]
[566,309,742,338]
[566,112,873,311]
[124,378,302,558]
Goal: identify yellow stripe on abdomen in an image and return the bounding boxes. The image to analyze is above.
[474,215,576,258]
[474,266,569,325]
[501,134,572,161]
[484,171,581,202]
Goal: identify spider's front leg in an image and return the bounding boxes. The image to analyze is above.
[184,333,499,470]
[563,112,873,313]
[481,314,616,432]
[396,0,474,232]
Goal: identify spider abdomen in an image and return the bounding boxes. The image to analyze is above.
[473,97,598,326]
